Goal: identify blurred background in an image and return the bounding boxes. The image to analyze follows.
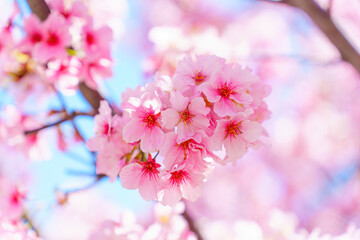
[1,0,360,239]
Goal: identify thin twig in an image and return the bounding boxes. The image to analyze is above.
[22,211,40,236]
[53,87,88,142]
[24,111,93,135]
[61,174,106,195]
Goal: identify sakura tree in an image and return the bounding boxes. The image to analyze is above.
[1,0,360,239]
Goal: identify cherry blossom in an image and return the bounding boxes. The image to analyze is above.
[211,113,263,164]
[32,13,71,63]
[202,64,254,117]
[161,92,210,140]
[122,105,164,153]
[172,54,225,92]
[120,154,162,201]
[160,166,204,207]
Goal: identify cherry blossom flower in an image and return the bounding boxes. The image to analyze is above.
[0,217,41,240]
[160,166,204,206]
[122,105,164,153]
[45,57,81,92]
[120,154,162,201]
[91,101,120,140]
[161,91,210,140]
[201,63,255,117]
[82,20,113,57]
[0,27,13,55]
[87,101,132,181]
[48,0,88,21]
[20,14,44,50]
[80,53,113,89]
[33,13,71,63]
[160,132,214,172]
[211,113,263,163]
[172,54,226,92]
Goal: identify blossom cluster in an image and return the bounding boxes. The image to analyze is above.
[0,0,114,103]
[138,0,360,234]
[0,217,41,240]
[89,206,360,240]
[0,144,29,223]
[88,202,196,240]
[87,54,270,206]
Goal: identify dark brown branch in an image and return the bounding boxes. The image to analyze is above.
[79,82,105,113]
[53,87,88,142]
[182,207,204,240]
[24,111,93,135]
[262,0,360,74]
[26,0,50,20]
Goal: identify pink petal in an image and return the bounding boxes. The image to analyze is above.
[202,83,221,103]
[122,120,144,143]
[161,109,180,129]
[224,137,247,163]
[96,154,120,182]
[119,163,142,189]
[182,181,202,202]
[188,97,210,115]
[213,98,237,117]
[99,100,112,116]
[241,120,263,143]
[140,127,164,152]
[211,121,227,150]
[191,115,210,131]
[162,186,182,207]
[86,136,103,151]
[170,91,189,112]
[230,92,253,104]
[139,175,159,201]
[160,133,177,156]
[164,147,184,170]
[177,122,194,141]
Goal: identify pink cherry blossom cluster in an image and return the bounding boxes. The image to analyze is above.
[0,217,41,240]
[87,54,270,206]
[89,206,360,240]
[0,0,113,101]
[88,202,196,240]
[0,144,29,222]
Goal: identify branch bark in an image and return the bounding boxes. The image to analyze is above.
[264,0,360,74]
[26,0,50,20]
[182,207,204,240]
[78,82,105,112]
[24,111,93,135]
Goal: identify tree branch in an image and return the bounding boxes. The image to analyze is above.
[26,0,50,20]
[78,82,105,113]
[24,111,93,135]
[262,0,360,74]
[182,207,204,240]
